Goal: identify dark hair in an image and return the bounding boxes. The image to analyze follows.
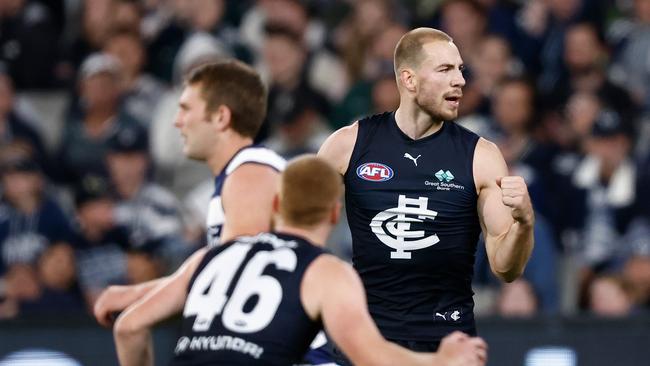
[186,60,268,138]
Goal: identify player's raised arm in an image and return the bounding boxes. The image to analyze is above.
[474,138,534,282]
[317,122,359,175]
[301,255,487,366]
[112,248,207,366]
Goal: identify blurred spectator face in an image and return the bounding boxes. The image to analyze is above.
[4,264,40,301]
[263,33,306,86]
[104,33,145,79]
[586,135,630,171]
[1,0,26,16]
[38,244,76,291]
[80,73,122,112]
[114,0,141,33]
[475,36,511,85]
[493,81,533,133]
[565,92,600,138]
[1,170,42,208]
[440,0,485,47]
[263,0,308,36]
[190,0,224,32]
[175,84,216,161]
[634,0,650,24]
[83,0,115,47]
[354,0,391,38]
[545,0,581,21]
[372,24,408,63]
[127,252,161,283]
[564,24,602,72]
[77,198,115,238]
[372,76,400,112]
[497,279,538,317]
[0,74,14,118]
[589,276,633,316]
[623,255,650,305]
[107,152,148,196]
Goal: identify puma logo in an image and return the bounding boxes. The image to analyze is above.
[435,312,446,320]
[404,153,422,166]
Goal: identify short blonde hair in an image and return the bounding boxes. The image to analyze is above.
[394,27,453,74]
[279,155,342,227]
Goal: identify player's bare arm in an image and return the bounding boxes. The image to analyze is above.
[317,122,358,175]
[94,278,163,328]
[113,248,208,366]
[474,138,534,282]
[220,164,280,242]
[301,255,487,366]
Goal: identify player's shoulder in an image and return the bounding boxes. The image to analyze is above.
[225,145,286,175]
[305,254,356,283]
[474,137,502,159]
[318,122,359,174]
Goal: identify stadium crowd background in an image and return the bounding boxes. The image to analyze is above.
[0,0,649,326]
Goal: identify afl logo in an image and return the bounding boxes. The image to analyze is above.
[356,162,394,182]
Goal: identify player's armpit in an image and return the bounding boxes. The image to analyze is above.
[220,164,280,242]
[317,122,359,175]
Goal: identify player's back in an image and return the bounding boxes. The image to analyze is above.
[170,232,324,366]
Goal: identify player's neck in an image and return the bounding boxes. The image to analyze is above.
[274,222,330,248]
[206,134,254,175]
[395,105,444,140]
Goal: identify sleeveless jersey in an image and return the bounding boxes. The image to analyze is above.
[171,232,325,366]
[206,146,285,247]
[344,112,481,342]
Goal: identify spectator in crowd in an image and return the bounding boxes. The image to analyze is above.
[106,123,189,271]
[622,253,650,309]
[71,178,131,307]
[261,23,329,143]
[0,150,74,278]
[0,72,50,177]
[57,52,139,184]
[103,29,166,127]
[59,0,120,83]
[496,278,539,317]
[588,274,635,316]
[0,0,60,89]
[544,22,637,121]
[610,0,650,112]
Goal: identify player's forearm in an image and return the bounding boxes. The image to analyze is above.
[354,340,434,366]
[491,220,534,282]
[114,328,153,366]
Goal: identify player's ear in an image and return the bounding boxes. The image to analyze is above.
[211,105,232,131]
[400,68,417,92]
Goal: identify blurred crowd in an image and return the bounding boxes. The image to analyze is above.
[0,0,649,321]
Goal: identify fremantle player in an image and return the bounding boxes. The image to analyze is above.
[94,60,284,326]
[318,27,534,360]
[112,155,488,366]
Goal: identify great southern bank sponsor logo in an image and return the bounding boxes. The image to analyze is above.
[357,162,394,182]
[425,169,465,191]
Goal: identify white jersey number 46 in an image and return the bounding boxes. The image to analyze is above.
[184,243,297,333]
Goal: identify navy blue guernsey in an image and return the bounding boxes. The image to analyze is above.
[171,232,324,366]
[344,112,481,343]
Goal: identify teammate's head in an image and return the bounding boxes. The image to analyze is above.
[175,60,267,161]
[277,155,342,229]
[394,27,465,122]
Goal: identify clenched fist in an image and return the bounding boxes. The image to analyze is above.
[496,176,534,226]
